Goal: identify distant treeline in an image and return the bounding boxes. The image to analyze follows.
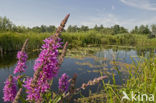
[0,16,56,33]
[0,16,156,38]
[0,16,156,54]
[66,24,156,38]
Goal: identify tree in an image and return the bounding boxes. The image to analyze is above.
[47,25,56,33]
[112,24,120,34]
[67,25,79,32]
[120,27,128,33]
[138,25,151,34]
[151,24,156,36]
[94,24,99,31]
[80,25,89,32]
[16,26,28,33]
[0,16,13,31]
[40,25,47,32]
[131,26,139,34]
[148,24,156,38]
[99,24,104,30]
[32,26,41,32]
[93,24,104,31]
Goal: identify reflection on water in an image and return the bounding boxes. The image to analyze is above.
[0,46,155,102]
[0,53,17,68]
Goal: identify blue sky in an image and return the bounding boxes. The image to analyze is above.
[0,0,156,30]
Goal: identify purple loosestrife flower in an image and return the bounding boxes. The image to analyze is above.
[23,77,50,101]
[59,73,69,93]
[23,77,41,101]
[3,75,17,102]
[24,37,62,101]
[34,37,62,79]
[14,51,28,74]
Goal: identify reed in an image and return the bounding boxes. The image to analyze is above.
[1,31,156,55]
[76,55,156,103]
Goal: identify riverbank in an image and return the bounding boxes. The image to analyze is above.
[0,31,156,55]
[76,54,156,103]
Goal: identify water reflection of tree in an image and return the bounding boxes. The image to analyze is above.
[0,52,39,68]
[0,53,17,68]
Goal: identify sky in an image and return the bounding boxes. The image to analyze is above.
[0,0,156,30]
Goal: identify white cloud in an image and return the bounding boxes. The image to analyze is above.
[80,13,156,30]
[120,0,156,11]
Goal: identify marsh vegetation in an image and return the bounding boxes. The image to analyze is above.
[0,16,156,103]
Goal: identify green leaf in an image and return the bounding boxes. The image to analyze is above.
[17,79,23,88]
[52,95,62,103]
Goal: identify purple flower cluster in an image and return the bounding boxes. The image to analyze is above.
[24,37,62,101]
[23,77,50,101]
[3,76,17,102]
[14,51,28,74]
[59,73,69,93]
[34,37,62,79]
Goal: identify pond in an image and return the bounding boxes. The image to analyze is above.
[0,46,155,102]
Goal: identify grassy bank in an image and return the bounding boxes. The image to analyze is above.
[76,55,156,103]
[0,31,156,54]
[0,32,50,54]
[62,31,156,48]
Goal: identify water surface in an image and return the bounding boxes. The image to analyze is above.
[0,47,155,102]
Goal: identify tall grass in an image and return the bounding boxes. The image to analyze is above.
[62,31,156,48]
[0,31,156,54]
[76,55,156,103]
[0,32,51,54]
